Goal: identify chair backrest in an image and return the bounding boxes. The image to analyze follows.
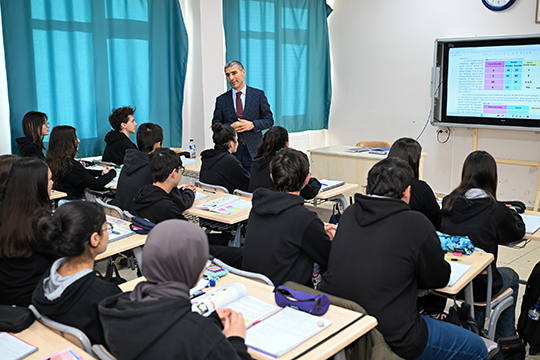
[29,304,94,355]
[212,258,274,287]
[355,141,392,148]
[123,209,135,221]
[195,180,229,194]
[233,189,253,199]
[96,198,125,220]
[92,344,117,360]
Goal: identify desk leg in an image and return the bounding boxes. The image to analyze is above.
[464,282,475,319]
[329,194,349,210]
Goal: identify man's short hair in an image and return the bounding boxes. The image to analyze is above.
[270,148,309,192]
[109,106,135,131]
[224,60,244,71]
[367,158,414,199]
[149,147,183,183]
[137,123,164,153]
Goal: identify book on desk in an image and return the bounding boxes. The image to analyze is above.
[194,195,251,215]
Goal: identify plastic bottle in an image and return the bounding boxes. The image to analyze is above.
[528,303,540,321]
[189,139,196,159]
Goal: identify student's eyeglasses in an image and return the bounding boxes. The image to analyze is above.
[106,222,114,234]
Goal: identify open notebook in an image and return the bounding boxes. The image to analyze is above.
[446,261,471,287]
[194,195,251,215]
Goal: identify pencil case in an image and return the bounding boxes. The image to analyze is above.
[274,285,330,316]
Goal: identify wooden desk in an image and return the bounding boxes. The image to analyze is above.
[308,145,426,192]
[184,190,251,226]
[119,273,377,360]
[9,321,95,359]
[312,183,359,209]
[434,251,494,317]
[50,190,67,200]
[95,218,146,261]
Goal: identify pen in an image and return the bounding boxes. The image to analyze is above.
[320,183,328,186]
[203,189,215,193]
[445,258,462,262]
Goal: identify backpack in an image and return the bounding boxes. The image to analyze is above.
[517,260,540,353]
[445,302,480,336]
[488,335,526,360]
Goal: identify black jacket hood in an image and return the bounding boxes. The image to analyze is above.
[251,152,274,171]
[252,188,304,216]
[123,150,149,176]
[133,185,170,209]
[104,130,129,145]
[354,193,410,226]
[444,197,492,224]
[200,149,229,171]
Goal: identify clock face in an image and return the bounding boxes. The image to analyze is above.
[482,0,516,11]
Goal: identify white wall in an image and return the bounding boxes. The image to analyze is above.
[326,0,540,205]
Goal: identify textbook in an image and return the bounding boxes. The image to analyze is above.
[446,262,471,287]
[368,147,390,155]
[0,332,38,360]
[343,147,370,153]
[194,196,251,215]
[319,179,345,192]
[191,283,279,327]
[521,214,540,234]
[108,224,135,243]
[45,347,85,360]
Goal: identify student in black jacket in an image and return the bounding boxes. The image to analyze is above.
[102,106,138,165]
[200,122,250,193]
[99,219,253,360]
[321,158,487,360]
[15,111,50,159]
[0,158,55,307]
[248,126,321,199]
[388,137,441,229]
[441,150,525,340]
[32,201,121,346]
[47,126,116,198]
[242,148,335,287]
[113,123,163,213]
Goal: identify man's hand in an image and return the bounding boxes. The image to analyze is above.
[216,308,247,339]
[231,119,254,133]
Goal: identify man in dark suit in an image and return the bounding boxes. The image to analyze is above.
[212,60,274,171]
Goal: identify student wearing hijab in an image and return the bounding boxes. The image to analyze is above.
[99,220,253,360]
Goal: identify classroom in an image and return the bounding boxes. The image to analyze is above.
[1,0,540,359]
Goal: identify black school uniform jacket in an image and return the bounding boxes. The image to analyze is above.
[102,131,137,165]
[410,179,441,229]
[99,293,253,360]
[55,159,116,198]
[15,137,45,159]
[113,150,151,213]
[199,149,250,194]
[440,196,525,300]
[133,184,195,223]
[248,151,322,199]
[321,194,450,360]
[32,271,121,345]
[242,188,332,287]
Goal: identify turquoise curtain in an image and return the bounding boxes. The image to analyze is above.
[0,0,188,156]
[223,0,332,132]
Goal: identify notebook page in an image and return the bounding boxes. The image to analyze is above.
[446,262,471,287]
[0,333,38,360]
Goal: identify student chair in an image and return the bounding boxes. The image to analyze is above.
[195,180,229,194]
[355,140,392,148]
[92,344,117,360]
[123,209,135,221]
[212,258,274,287]
[233,189,253,199]
[28,304,95,355]
[96,198,126,220]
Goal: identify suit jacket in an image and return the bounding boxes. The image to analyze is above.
[212,86,274,158]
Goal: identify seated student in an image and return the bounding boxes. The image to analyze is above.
[133,147,196,222]
[32,201,121,345]
[441,150,524,340]
[113,123,163,213]
[0,158,56,307]
[248,126,321,199]
[321,158,487,360]
[0,154,20,191]
[388,137,441,229]
[15,111,50,159]
[47,126,117,199]
[242,148,334,287]
[102,106,138,165]
[200,122,250,193]
[99,219,253,360]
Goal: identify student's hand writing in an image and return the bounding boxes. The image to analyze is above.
[325,224,337,240]
[216,308,246,339]
[231,119,254,133]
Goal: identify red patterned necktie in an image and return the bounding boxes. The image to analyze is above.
[236,92,246,146]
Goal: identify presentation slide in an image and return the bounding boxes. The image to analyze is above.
[446,44,540,120]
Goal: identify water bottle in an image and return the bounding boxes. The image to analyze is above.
[189,139,196,159]
[528,303,540,321]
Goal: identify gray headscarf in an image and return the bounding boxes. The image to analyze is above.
[130,219,209,302]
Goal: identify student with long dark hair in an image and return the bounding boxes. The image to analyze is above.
[16,111,50,159]
[248,126,321,199]
[388,138,441,229]
[441,150,524,340]
[0,154,20,193]
[32,201,121,345]
[47,126,116,198]
[200,122,250,193]
[0,158,55,306]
